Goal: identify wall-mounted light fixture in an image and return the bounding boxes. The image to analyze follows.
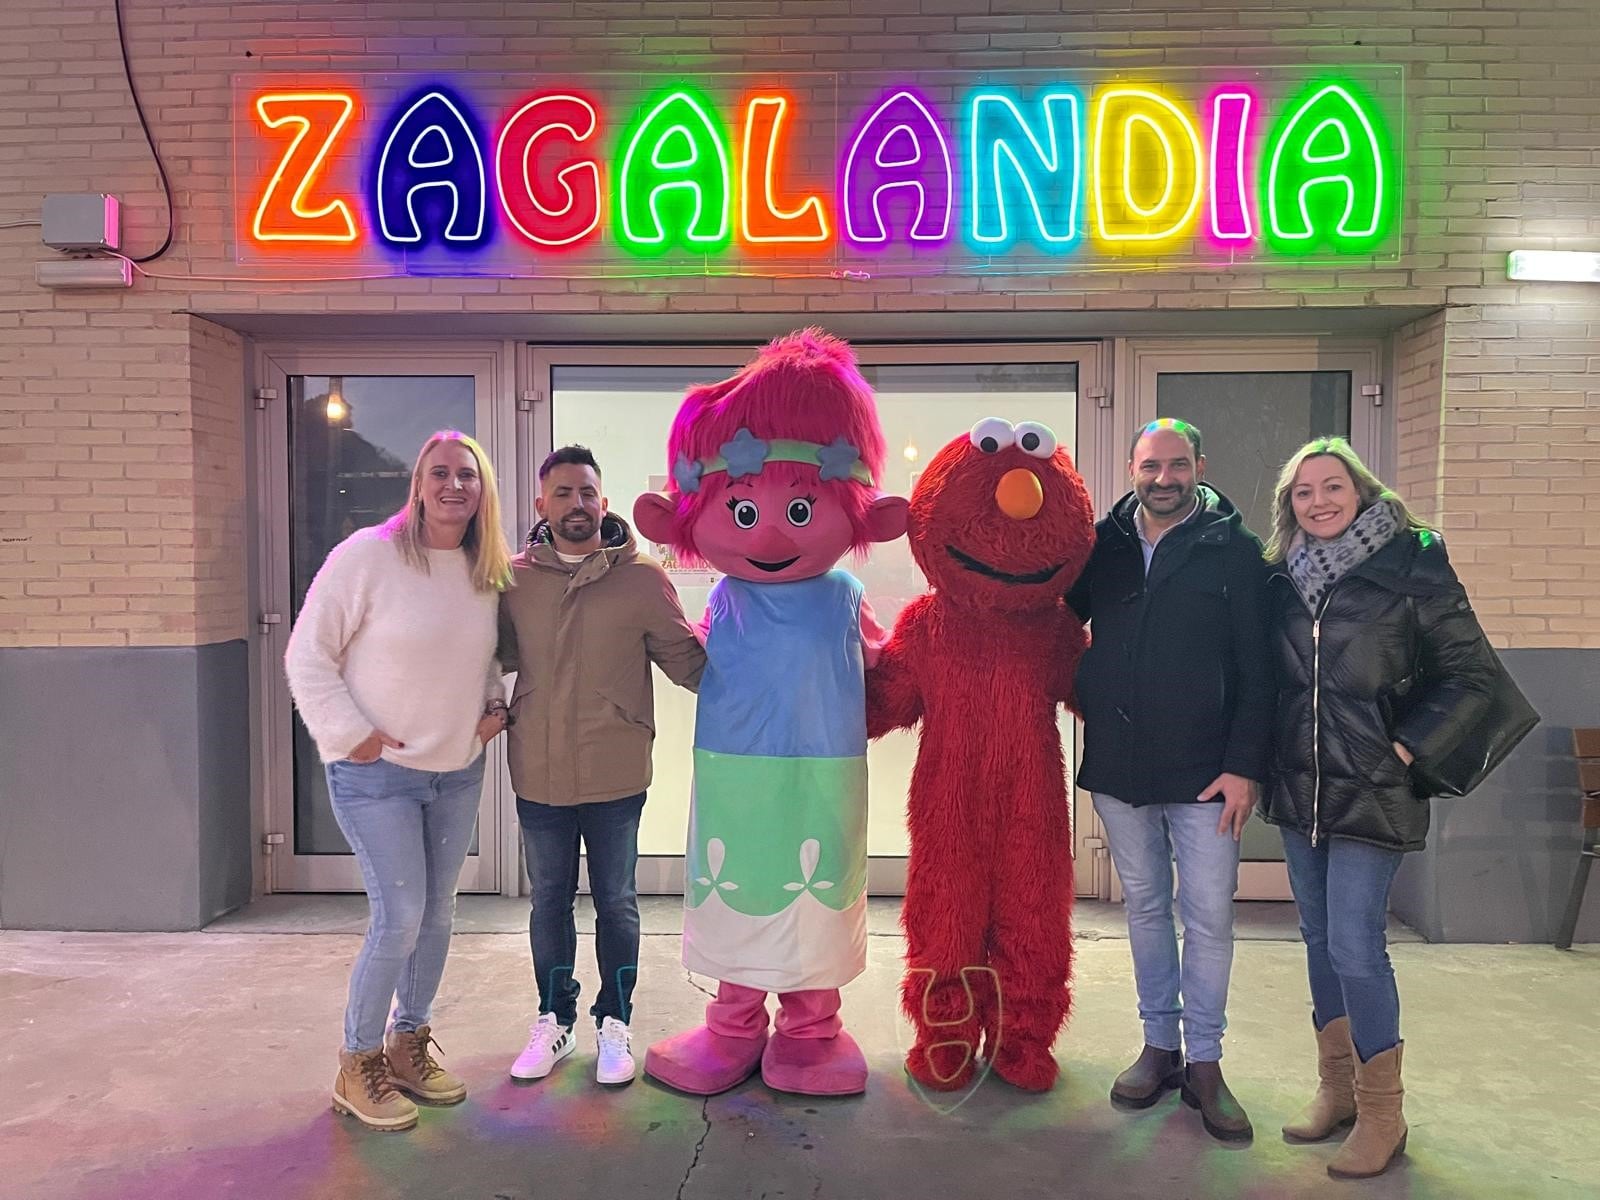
[1506,250,1600,283]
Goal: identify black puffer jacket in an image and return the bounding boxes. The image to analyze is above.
[1068,487,1276,807]
[1262,528,1502,852]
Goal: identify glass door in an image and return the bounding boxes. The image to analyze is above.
[1108,338,1384,901]
[533,343,1107,897]
[256,346,513,892]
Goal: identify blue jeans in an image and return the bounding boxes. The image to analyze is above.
[517,792,645,1029]
[326,755,485,1052]
[1280,828,1404,1062]
[1093,794,1242,1063]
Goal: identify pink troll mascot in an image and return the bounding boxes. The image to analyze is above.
[633,329,907,1097]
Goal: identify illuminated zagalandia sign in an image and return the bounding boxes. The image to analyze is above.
[231,69,1402,274]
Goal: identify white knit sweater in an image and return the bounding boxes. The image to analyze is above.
[284,524,504,772]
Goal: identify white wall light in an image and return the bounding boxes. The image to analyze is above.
[1506,250,1600,283]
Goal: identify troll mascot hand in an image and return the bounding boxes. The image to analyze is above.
[633,329,907,1098]
[866,417,1093,1093]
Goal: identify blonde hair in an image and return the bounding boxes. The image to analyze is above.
[1264,437,1434,563]
[383,431,512,591]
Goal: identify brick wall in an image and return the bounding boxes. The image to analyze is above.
[2,0,1598,648]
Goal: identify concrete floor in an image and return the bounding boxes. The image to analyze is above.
[4,901,1596,1200]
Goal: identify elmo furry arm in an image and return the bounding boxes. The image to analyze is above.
[1051,605,1089,716]
[866,594,931,738]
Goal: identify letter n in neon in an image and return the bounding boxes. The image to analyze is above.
[968,91,1081,252]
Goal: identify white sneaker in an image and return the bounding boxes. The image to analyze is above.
[510,1013,574,1081]
[596,1017,636,1086]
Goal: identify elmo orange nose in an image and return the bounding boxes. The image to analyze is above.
[996,468,1044,520]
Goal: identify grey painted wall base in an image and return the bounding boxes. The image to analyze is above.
[0,642,251,931]
[1390,648,1600,945]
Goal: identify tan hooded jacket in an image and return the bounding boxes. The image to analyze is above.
[497,514,704,806]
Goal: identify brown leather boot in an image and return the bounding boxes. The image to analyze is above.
[1109,1044,1185,1108]
[1180,1060,1254,1142]
[332,1048,418,1131]
[1328,1042,1407,1179]
[1282,1016,1358,1143]
[386,1025,467,1105]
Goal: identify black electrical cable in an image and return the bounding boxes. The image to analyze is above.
[113,0,175,263]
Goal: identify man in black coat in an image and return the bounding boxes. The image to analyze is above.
[1066,418,1275,1143]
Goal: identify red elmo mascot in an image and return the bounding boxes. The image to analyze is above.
[867,417,1094,1093]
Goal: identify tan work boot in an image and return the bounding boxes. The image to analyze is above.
[1282,1016,1358,1143]
[385,1025,467,1105]
[332,1048,419,1131]
[1328,1042,1407,1179]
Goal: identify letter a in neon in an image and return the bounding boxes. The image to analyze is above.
[841,89,953,247]
[968,91,1081,251]
[373,88,491,250]
[616,89,732,254]
[1265,81,1393,252]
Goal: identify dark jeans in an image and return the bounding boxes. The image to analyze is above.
[517,792,645,1029]
[1280,827,1405,1062]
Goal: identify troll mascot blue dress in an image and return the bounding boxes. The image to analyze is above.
[633,329,907,1097]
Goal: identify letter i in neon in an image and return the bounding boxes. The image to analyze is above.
[1208,90,1254,242]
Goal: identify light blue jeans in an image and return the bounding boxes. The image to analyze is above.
[1093,794,1242,1063]
[1280,828,1404,1062]
[326,755,485,1052]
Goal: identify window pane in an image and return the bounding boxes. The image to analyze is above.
[288,375,478,856]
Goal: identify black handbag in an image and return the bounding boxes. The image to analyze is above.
[1401,598,1541,798]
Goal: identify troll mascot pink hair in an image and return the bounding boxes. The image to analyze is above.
[634,329,907,1097]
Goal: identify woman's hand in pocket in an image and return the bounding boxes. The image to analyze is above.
[348,729,403,763]
[477,709,508,746]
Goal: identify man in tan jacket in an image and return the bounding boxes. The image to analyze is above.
[497,445,705,1088]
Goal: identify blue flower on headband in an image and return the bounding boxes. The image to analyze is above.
[720,428,770,479]
[817,436,864,483]
[672,454,704,494]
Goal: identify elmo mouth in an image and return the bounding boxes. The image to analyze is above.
[747,556,801,573]
[946,544,1063,585]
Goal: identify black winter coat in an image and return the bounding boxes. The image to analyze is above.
[1261,528,1502,852]
[1067,488,1276,807]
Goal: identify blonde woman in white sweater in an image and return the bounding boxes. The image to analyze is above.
[286,430,512,1132]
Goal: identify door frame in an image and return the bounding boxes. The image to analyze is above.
[527,340,1109,897]
[1085,336,1386,903]
[251,339,519,893]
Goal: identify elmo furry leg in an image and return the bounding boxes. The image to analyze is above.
[985,802,1074,1092]
[900,838,995,1092]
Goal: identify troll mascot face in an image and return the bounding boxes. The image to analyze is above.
[634,329,907,1097]
[866,418,1094,1093]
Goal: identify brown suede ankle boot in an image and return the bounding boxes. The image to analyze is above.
[332,1048,419,1131]
[1282,1016,1358,1143]
[386,1025,467,1105]
[1328,1042,1407,1179]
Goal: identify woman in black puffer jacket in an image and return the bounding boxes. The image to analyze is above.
[1261,438,1502,1180]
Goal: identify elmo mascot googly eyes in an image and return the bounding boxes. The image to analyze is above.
[867,417,1094,1093]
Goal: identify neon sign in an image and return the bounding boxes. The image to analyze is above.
[235,70,1400,271]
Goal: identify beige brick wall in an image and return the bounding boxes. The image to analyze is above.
[0,314,246,646]
[2,0,1598,647]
